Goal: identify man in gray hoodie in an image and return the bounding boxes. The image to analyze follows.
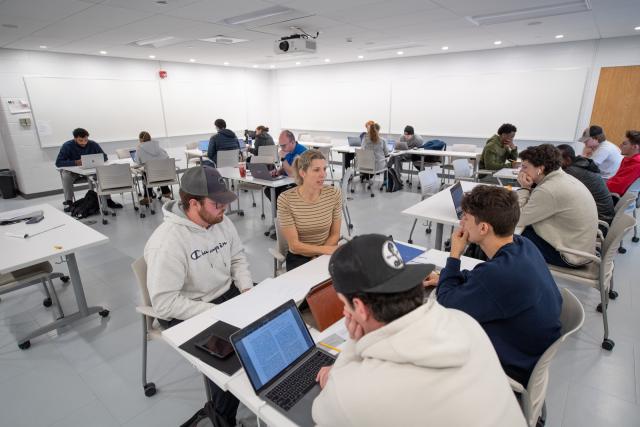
[144,165,253,425]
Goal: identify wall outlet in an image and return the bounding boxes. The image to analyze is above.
[19,118,32,127]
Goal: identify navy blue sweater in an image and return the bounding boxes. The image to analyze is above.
[436,235,562,386]
[55,140,107,167]
[208,129,239,166]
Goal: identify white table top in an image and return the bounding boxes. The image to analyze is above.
[302,141,333,149]
[493,168,520,179]
[331,145,357,154]
[58,158,133,175]
[402,181,480,226]
[0,204,109,274]
[216,166,295,188]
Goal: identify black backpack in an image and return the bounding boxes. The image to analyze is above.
[70,190,100,219]
[385,167,403,192]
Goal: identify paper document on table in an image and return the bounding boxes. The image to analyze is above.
[5,223,65,239]
[410,249,483,271]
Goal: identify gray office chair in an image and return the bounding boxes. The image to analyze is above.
[236,156,272,219]
[268,218,289,277]
[509,288,585,427]
[215,149,240,168]
[142,158,179,216]
[131,257,162,397]
[115,148,135,159]
[613,178,640,254]
[547,212,635,351]
[353,148,387,197]
[407,168,441,243]
[94,163,139,225]
[325,167,355,236]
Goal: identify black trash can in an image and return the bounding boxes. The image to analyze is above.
[0,169,17,199]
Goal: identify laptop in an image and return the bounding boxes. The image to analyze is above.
[80,154,105,169]
[230,300,337,426]
[198,140,209,152]
[238,138,246,150]
[347,136,361,147]
[248,163,285,181]
[449,181,464,220]
[129,149,137,162]
[387,140,395,152]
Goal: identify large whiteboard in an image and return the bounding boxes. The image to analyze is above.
[390,68,588,141]
[24,76,166,148]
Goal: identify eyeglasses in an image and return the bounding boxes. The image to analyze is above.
[204,198,227,210]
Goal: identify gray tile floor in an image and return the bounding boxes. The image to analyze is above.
[1,173,639,426]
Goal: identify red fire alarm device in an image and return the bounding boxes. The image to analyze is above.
[159,70,167,79]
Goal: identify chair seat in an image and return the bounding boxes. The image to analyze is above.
[0,262,52,287]
[97,186,135,195]
[548,262,598,281]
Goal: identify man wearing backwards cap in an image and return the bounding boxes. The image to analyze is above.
[580,125,622,179]
[311,234,525,427]
[145,165,253,425]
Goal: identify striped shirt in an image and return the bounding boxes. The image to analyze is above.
[277,186,342,250]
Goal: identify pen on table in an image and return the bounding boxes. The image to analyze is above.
[318,341,341,353]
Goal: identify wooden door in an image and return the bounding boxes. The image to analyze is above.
[590,65,640,146]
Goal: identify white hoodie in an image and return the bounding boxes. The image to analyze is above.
[312,299,526,427]
[136,139,169,165]
[144,200,253,320]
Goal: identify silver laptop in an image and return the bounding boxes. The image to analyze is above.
[80,154,105,169]
[450,181,464,220]
[248,163,284,181]
[231,300,336,427]
[347,136,361,147]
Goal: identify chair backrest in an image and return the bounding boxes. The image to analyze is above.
[186,141,198,150]
[216,149,240,168]
[354,148,375,173]
[145,158,177,184]
[96,163,133,191]
[450,144,477,152]
[116,148,135,159]
[131,257,151,306]
[316,146,332,162]
[522,288,585,426]
[452,158,473,178]
[274,217,289,257]
[298,133,313,142]
[418,168,440,199]
[601,212,636,272]
[613,191,636,214]
[250,155,274,165]
[258,145,278,162]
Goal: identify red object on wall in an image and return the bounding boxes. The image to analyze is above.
[158,70,167,79]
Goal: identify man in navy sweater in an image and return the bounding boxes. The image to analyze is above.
[207,118,240,166]
[55,128,121,211]
[424,185,562,387]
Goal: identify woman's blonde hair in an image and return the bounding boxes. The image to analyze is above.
[292,149,326,185]
[138,131,151,142]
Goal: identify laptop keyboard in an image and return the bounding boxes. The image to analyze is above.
[265,351,335,411]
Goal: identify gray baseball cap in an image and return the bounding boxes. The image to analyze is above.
[180,166,237,204]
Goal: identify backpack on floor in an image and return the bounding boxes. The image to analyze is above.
[385,167,403,192]
[70,190,100,219]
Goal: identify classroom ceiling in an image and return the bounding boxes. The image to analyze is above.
[0,0,639,69]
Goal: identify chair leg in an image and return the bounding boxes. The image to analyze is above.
[273,258,278,277]
[599,276,614,351]
[408,219,418,244]
[97,192,107,225]
[46,277,64,319]
[250,190,256,207]
[141,315,156,397]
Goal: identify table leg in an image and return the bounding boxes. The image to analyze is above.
[435,223,444,250]
[270,187,276,228]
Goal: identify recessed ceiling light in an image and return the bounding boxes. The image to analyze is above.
[223,61,229,66]
[357,55,364,59]
[635,26,640,31]
[295,61,301,65]
[324,58,330,63]
[39,45,47,49]
[555,34,564,39]
[397,51,404,55]
[441,46,449,50]
[269,65,275,69]
[493,40,502,45]
[149,55,156,59]
[189,58,196,62]
[99,50,107,54]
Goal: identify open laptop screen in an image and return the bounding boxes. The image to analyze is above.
[232,301,314,393]
[387,140,395,152]
[198,140,209,151]
[129,149,137,162]
[450,181,464,220]
[238,139,246,149]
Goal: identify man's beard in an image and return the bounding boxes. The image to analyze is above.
[199,205,224,226]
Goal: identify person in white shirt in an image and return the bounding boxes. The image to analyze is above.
[581,125,622,179]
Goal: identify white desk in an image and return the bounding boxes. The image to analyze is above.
[162,256,331,427]
[216,166,295,233]
[302,141,333,149]
[402,181,480,250]
[0,204,110,347]
[493,168,519,185]
[57,158,133,176]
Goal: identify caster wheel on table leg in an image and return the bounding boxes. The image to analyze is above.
[99,309,110,318]
[608,290,619,300]
[60,275,70,283]
[602,338,615,351]
[18,340,30,350]
[632,236,639,243]
[43,298,52,307]
[618,246,627,254]
[102,219,108,225]
[144,382,157,397]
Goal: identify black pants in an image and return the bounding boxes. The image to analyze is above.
[343,152,355,170]
[158,285,242,426]
[286,252,313,271]
[521,226,577,268]
[264,183,296,207]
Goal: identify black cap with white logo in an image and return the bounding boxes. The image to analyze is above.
[329,234,434,295]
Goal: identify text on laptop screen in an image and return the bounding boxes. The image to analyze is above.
[234,305,314,391]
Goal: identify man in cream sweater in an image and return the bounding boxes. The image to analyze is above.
[312,234,525,427]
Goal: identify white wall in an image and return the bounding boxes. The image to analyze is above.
[0,49,271,195]
[274,35,640,150]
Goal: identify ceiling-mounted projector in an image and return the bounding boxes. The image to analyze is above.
[274,34,317,54]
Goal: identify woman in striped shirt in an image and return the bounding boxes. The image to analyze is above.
[278,149,343,271]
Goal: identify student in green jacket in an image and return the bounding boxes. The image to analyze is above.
[480,123,518,171]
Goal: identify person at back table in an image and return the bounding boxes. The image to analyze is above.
[479,123,518,171]
[391,125,424,171]
[517,144,598,268]
[135,131,172,205]
[278,150,342,271]
[312,234,526,427]
[248,125,274,156]
[580,125,622,180]
[207,118,239,166]
[361,121,388,180]
[263,129,307,206]
[557,144,614,226]
[606,130,640,197]
[425,186,562,388]
[55,127,121,212]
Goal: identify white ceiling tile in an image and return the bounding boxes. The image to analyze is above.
[0,0,91,23]
[324,0,441,23]
[358,7,461,30]
[165,0,276,23]
[99,0,201,13]
[435,0,582,17]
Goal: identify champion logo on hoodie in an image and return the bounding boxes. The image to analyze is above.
[191,241,228,260]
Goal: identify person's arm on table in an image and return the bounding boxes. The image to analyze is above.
[55,144,76,167]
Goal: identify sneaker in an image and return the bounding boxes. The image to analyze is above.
[107,199,123,209]
[64,205,72,213]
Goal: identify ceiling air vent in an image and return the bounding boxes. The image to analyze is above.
[199,36,248,44]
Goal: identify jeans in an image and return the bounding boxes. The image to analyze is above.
[521,226,576,268]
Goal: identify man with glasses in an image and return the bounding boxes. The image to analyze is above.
[144,165,253,425]
[606,130,640,196]
[264,129,307,203]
